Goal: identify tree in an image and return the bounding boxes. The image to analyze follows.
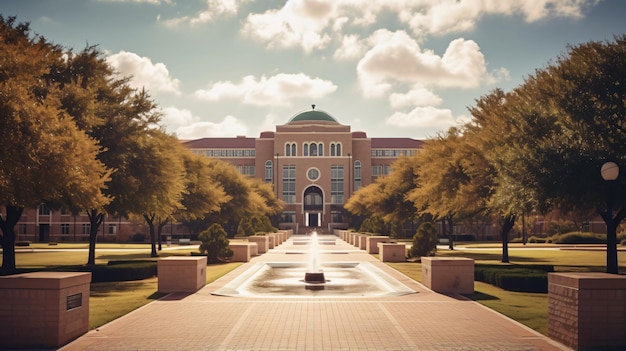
[409,222,438,259]
[198,223,233,263]
[408,129,468,250]
[0,17,111,271]
[137,131,187,257]
[497,37,626,272]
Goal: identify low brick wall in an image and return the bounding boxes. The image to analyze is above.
[158,256,207,293]
[0,272,91,349]
[421,257,474,294]
[247,236,269,253]
[548,272,626,351]
[366,236,390,254]
[378,243,406,262]
[229,242,258,262]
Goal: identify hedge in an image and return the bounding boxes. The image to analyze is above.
[474,264,553,293]
[0,261,158,282]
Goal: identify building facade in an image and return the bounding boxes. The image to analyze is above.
[183,107,423,234]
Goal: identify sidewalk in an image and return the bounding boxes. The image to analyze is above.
[61,235,571,351]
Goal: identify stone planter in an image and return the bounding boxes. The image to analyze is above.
[421,257,474,294]
[0,272,91,349]
[158,256,207,293]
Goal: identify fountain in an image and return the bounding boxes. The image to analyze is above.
[304,231,326,285]
[211,232,416,298]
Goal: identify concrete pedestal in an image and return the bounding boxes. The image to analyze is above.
[356,234,367,250]
[548,272,626,351]
[0,272,91,349]
[158,256,207,293]
[230,242,258,262]
[366,236,390,254]
[421,257,474,294]
[247,236,269,253]
[267,234,276,249]
[378,243,406,262]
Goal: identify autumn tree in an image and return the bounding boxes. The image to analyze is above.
[0,17,111,271]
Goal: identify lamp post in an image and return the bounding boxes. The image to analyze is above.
[600,162,620,274]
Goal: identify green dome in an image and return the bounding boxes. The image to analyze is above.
[288,109,338,123]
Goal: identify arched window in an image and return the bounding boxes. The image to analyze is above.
[265,160,273,183]
[336,143,341,156]
[318,143,323,156]
[310,143,317,156]
[291,143,296,156]
[330,144,336,156]
[285,143,291,156]
[303,143,309,156]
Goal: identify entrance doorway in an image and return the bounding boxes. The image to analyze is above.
[306,213,321,227]
[39,224,50,242]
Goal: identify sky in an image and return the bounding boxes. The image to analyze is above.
[1,0,625,140]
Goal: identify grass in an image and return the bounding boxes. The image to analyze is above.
[388,244,625,336]
[7,244,241,329]
[6,243,625,334]
[89,262,241,329]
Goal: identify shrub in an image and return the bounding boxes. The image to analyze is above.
[408,222,438,258]
[199,223,233,263]
[130,233,146,243]
[474,264,553,293]
[552,232,606,244]
[53,262,157,282]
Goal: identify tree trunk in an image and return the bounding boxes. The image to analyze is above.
[0,205,24,272]
[144,213,158,257]
[157,217,169,251]
[87,209,105,265]
[446,215,455,250]
[500,214,516,263]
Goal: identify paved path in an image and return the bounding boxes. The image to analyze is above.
[61,235,571,351]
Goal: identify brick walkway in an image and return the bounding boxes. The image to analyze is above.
[61,236,571,351]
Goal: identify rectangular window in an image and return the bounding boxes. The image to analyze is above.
[19,224,27,235]
[61,223,70,235]
[331,165,344,204]
[108,224,117,235]
[282,165,296,203]
[282,211,296,223]
[82,224,91,235]
[236,165,255,176]
[331,211,343,223]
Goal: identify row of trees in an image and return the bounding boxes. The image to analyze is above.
[0,17,282,272]
[346,36,626,271]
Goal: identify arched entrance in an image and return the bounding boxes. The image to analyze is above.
[303,186,323,228]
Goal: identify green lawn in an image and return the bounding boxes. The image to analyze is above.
[5,243,625,334]
[7,244,241,330]
[389,244,625,335]
[89,262,241,329]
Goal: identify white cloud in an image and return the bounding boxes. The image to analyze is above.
[163,0,252,26]
[98,0,172,4]
[106,51,181,95]
[160,106,248,139]
[385,106,466,131]
[193,73,337,107]
[389,85,442,109]
[241,0,338,53]
[396,0,594,36]
[356,31,497,98]
[237,0,593,54]
[333,34,367,61]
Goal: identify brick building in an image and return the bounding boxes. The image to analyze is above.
[183,107,423,234]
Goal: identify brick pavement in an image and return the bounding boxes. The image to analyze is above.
[60,235,571,351]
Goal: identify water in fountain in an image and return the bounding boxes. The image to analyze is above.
[304,231,326,284]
